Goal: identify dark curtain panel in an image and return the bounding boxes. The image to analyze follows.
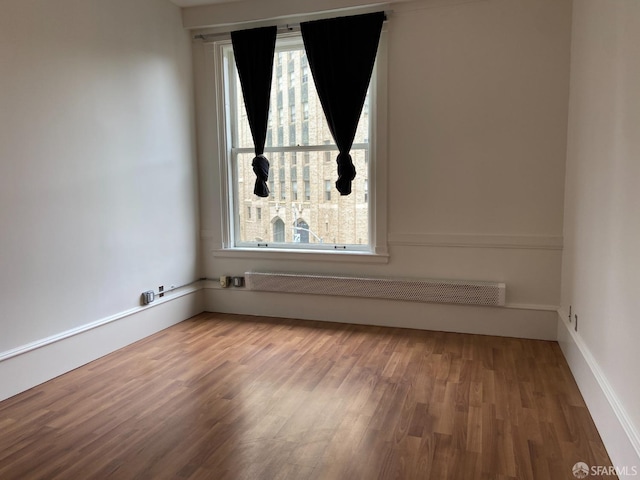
[231,26,277,197]
[301,12,384,195]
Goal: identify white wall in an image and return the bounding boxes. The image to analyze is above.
[0,0,200,395]
[192,0,571,339]
[559,0,640,468]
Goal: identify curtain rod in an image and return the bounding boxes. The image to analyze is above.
[193,11,390,41]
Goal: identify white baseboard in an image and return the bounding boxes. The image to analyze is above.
[557,311,640,471]
[203,285,558,340]
[0,288,204,402]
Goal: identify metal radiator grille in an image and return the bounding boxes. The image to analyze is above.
[245,272,506,307]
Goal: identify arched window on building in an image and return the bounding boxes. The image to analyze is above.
[294,219,310,243]
[273,217,285,242]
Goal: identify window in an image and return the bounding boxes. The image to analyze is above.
[323,140,332,162]
[289,125,296,145]
[247,206,252,219]
[217,31,384,253]
[269,168,275,197]
[279,167,286,200]
[273,217,285,242]
[294,219,310,243]
[325,180,332,201]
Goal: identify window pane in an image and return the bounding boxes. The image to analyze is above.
[228,39,371,248]
[234,150,369,246]
[231,44,368,149]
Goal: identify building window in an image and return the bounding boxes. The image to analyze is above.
[325,180,332,201]
[294,219,310,243]
[289,125,296,145]
[279,168,286,200]
[324,140,332,162]
[304,180,311,201]
[273,217,285,242]
[247,206,252,219]
[216,32,383,252]
[269,167,275,197]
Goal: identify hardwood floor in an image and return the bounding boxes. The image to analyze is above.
[0,312,614,479]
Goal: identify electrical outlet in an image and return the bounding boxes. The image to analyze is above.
[233,276,245,287]
[159,285,164,298]
[141,291,155,305]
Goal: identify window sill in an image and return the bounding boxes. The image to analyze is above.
[211,247,389,264]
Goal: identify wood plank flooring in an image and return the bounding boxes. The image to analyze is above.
[0,312,614,479]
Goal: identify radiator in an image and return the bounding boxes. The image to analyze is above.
[244,272,506,307]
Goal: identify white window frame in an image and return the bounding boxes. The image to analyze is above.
[209,28,389,263]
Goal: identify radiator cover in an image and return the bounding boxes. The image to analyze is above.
[244,272,506,307]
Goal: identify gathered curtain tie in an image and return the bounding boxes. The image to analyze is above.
[252,155,270,197]
[335,152,356,195]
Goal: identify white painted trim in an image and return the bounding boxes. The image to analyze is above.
[557,310,640,470]
[202,288,558,340]
[388,233,563,250]
[0,284,201,363]
[210,247,389,263]
[503,303,559,312]
[0,288,203,402]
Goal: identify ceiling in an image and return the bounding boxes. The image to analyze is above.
[169,0,245,7]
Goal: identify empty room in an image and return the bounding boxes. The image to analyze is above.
[1,0,638,478]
